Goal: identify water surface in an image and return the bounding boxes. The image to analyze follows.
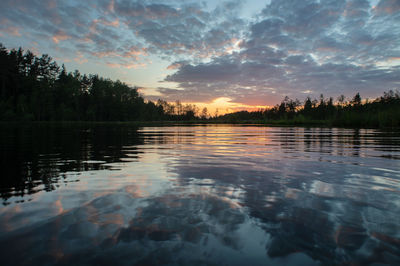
[0,124,399,265]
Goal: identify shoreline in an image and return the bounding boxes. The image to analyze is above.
[1,120,398,129]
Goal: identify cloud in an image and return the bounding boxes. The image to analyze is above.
[160,0,400,105]
[74,52,88,64]
[111,0,246,59]
[0,0,248,71]
[167,61,188,70]
[0,26,22,37]
[373,0,400,15]
[1,0,399,106]
[106,62,147,69]
[52,30,70,44]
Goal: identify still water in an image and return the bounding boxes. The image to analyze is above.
[0,124,399,265]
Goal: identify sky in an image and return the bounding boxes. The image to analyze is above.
[1,0,399,114]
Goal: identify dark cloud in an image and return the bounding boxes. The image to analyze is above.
[161,0,400,105]
[261,0,346,38]
[166,60,242,83]
[111,0,245,59]
[1,0,245,67]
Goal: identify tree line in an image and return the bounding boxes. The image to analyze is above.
[217,91,400,127]
[1,44,399,127]
[0,44,205,121]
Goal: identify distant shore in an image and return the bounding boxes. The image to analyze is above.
[1,120,399,129]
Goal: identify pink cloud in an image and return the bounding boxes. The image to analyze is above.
[74,52,88,64]
[123,46,147,60]
[52,30,70,44]
[108,0,115,13]
[373,0,400,15]
[167,62,185,70]
[92,50,118,58]
[92,46,146,61]
[106,62,146,69]
[1,26,21,37]
[103,18,119,27]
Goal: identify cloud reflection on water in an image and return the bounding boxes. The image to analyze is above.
[0,125,399,265]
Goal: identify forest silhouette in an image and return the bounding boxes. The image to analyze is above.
[1,44,399,127]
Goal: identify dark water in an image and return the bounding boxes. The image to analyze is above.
[0,124,399,265]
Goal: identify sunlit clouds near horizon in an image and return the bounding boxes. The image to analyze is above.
[1,0,399,112]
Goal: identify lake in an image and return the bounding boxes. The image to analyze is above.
[0,124,399,265]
